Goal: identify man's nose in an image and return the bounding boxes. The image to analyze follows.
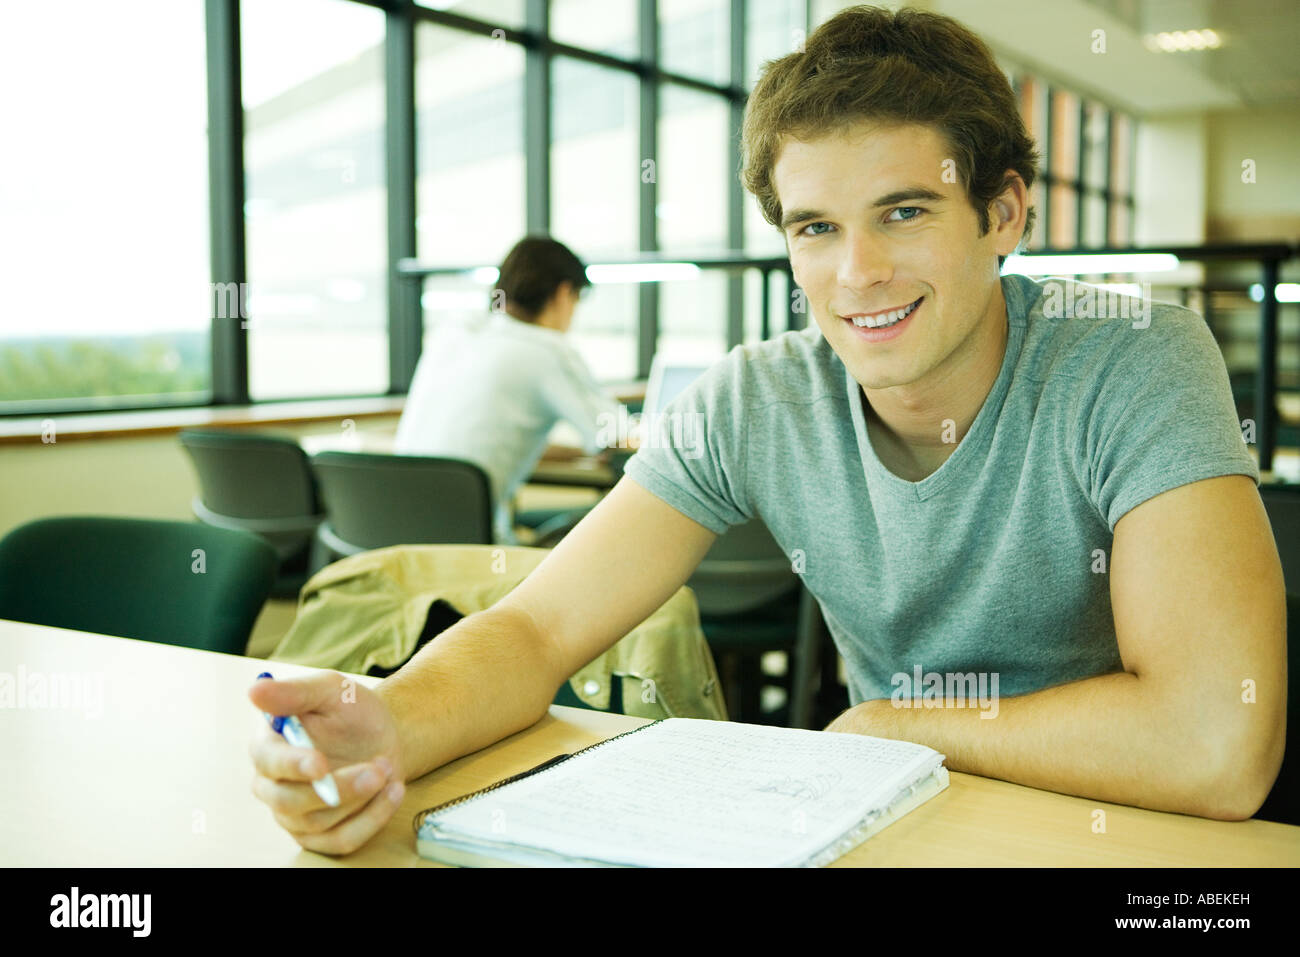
[836,230,894,290]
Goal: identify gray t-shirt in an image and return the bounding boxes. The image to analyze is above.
[624,273,1259,705]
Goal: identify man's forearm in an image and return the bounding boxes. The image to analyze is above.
[375,604,561,781]
[827,670,1269,820]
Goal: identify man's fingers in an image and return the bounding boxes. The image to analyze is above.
[293,775,406,856]
[252,759,393,822]
[248,723,324,781]
[248,670,343,722]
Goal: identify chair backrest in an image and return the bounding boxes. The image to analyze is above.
[179,428,322,558]
[1255,591,1299,826]
[0,516,278,655]
[687,518,799,616]
[1260,483,1300,595]
[309,451,493,552]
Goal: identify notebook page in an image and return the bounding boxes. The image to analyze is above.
[423,718,944,867]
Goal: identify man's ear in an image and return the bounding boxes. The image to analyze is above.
[991,171,1028,255]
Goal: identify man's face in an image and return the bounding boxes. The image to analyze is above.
[773,121,1012,394]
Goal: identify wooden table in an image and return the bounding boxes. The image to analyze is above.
[2,618,1296,867]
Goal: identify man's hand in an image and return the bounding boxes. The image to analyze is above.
[249,671,406,856]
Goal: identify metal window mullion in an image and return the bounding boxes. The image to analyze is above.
[386,1,419,394]
[1074,97,1086,248]
[1104,108,1115,245]
[525,0,550,232]
[1257,257,1279,473]
[726,0,745,349]
[1042,84,1053,248]
[1128,117,1137,245]
[205,0,247,405]
[637,0,658,379]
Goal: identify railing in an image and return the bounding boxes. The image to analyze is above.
[398,241,1298,471]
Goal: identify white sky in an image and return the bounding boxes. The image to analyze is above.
[0,0,383,339]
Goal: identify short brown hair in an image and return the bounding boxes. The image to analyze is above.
[493,236,590,322]
[741,5,1040,269]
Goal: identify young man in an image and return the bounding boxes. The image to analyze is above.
[393,236,623,544]
[250,6,1285,854]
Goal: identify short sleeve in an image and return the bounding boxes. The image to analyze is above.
[1077,308,1259,532]
[622,349,752,534]
[541,343,623,454]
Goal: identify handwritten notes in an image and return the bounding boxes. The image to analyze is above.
[423,719,944,867]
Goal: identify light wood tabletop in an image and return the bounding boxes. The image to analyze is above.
[2,618,1296,867]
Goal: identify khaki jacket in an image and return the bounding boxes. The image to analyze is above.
[269,544,727,720]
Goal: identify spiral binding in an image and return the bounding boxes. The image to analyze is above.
[802,764,947,868]
[411,719,665,837]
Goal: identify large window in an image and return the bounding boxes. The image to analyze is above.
[241,0,388,400]
[414,24,527,355]
[1,0,816,414]
[551,58,641,379]
[661,0,731,87]
[0,1,210,411]
[1014,71,1136,250]
[657,84,731,361]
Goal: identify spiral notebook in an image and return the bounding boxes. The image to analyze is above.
[413,718,948,867]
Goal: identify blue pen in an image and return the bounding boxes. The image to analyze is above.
[256,671,340,807]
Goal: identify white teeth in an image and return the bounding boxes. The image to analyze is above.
[851,298,919,328]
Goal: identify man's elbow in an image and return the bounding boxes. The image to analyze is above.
[1198,718,1286,821]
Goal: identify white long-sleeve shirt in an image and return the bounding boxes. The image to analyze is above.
[394,311,622,544]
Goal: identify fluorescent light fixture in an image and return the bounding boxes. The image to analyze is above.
[586,263,702,284]
[421,290,488,311]
[1249,283,1300,303]
[244,293,319,316]
[326,278,366,302]
[1003,253,1180,275]
[460,263,702,285]
[1143,28,1222,52]
[1093,283,1144,298]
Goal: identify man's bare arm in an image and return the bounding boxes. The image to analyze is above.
[827,475,1287,820]
[377,477,719,780]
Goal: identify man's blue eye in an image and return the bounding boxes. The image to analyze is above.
[803,222,832,236]
[890,207,923,221]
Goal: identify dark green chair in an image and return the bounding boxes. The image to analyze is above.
[309,451,494,558]
[1260,482,1300,596]
[0,516,278,656]
[687,518,831,727]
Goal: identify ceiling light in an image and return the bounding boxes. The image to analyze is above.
[1143,28,1224,53]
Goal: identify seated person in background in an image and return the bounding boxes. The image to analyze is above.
[393,236,626,544]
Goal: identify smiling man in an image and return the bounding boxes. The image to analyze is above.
[249,5,1286,855]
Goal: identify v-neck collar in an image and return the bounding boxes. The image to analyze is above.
[845,275,1030,502]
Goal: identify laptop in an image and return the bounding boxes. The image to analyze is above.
[642,355,715,417]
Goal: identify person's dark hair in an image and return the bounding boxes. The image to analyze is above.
[741,5,1040,270]
[492,236,590,322]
